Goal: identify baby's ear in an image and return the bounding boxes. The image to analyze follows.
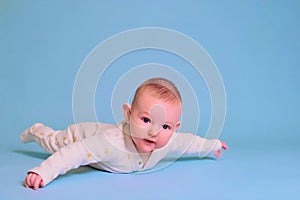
[174,121,181,132]
[122,103,131,121]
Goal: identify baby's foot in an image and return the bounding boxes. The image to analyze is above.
[20,123,43,143]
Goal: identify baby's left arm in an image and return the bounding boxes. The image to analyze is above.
[170,132,228,158]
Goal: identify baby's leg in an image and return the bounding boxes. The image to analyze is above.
[20,123,80,154]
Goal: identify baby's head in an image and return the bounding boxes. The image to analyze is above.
[131,77,182,109]
[123,78,182,153]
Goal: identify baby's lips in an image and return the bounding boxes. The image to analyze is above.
[144,138,156,143]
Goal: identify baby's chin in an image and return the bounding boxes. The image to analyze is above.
[140,142,167,153]
[141,139,156,153]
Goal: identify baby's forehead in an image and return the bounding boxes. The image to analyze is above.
[138,87,181,103]
[135,92,182,113]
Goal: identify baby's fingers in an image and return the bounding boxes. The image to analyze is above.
[221,141,229,150]
[25,172,43,190]
[213,150,222,158]
[24,173,32,188]
[32,174,43,190]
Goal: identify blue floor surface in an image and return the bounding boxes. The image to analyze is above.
[1,141,299,200]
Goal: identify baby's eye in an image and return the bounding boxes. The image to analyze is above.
[141,117,151,124]
[162,124,171,130]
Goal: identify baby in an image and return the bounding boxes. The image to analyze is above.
[20,77,228,190]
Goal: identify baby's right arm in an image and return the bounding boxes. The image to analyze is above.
[25,172,44,190]
[24,131,115,190]
[24,138,99,190]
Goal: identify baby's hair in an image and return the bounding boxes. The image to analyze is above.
[132,78,182,107]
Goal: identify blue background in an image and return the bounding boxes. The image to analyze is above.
[0,1,299,199]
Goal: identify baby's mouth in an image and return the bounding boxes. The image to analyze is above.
[143,138,156,144]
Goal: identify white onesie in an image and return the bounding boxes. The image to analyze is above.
[20,122,222,186]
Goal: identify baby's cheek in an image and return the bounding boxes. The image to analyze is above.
[157,133,173,148]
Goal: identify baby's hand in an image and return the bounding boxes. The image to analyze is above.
[24,172,44,190]
[213,141,228,158]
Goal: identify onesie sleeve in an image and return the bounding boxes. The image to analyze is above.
[28,134,114,186]
[169,132,222,157]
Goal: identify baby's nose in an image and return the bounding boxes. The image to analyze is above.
[148,124,161,137]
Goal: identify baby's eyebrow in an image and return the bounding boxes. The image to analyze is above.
[139,112,150,116]
[164,121,174,126]
[142,111,150,115]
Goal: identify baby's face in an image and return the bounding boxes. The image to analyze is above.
[128,91,181,154]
